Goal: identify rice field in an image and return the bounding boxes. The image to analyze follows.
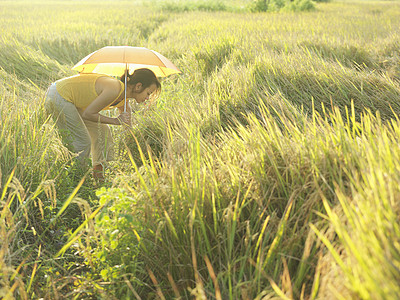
[1,0,400,299]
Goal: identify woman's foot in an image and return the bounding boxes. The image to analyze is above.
[93,164,105,184]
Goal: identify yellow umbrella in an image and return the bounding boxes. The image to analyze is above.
[72,46,181,111]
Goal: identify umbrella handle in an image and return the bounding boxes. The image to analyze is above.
[124,64,127,112]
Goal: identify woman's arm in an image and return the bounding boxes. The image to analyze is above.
[81,78,127,125]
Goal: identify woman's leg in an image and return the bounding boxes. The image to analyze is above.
[44,84,91,163]
[83,119,114,181]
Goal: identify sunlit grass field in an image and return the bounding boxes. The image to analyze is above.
[1,0,400,299]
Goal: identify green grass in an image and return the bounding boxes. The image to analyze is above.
[0,0,400,299]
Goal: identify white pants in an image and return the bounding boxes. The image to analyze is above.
[44,83,114,166]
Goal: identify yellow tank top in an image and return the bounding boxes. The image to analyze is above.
[55,73,125,110]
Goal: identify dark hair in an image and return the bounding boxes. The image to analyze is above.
[120,68,161,99]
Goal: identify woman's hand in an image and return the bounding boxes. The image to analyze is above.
[117,112,131,126]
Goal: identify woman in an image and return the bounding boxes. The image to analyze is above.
[45,68,161,182]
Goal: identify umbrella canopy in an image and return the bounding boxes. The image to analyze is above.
[72,46,181,77]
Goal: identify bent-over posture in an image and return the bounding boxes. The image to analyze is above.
[45,68,161,182]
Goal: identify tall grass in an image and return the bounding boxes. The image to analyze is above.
[87,98,400,298]
[0,39,95,300]
[0,72,70,299]
[0,0,399,298]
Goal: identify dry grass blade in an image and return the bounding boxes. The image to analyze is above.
[204,255,222,300]
[167,272,181,298]
[147,268,166,300]
[123,275,142,300]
